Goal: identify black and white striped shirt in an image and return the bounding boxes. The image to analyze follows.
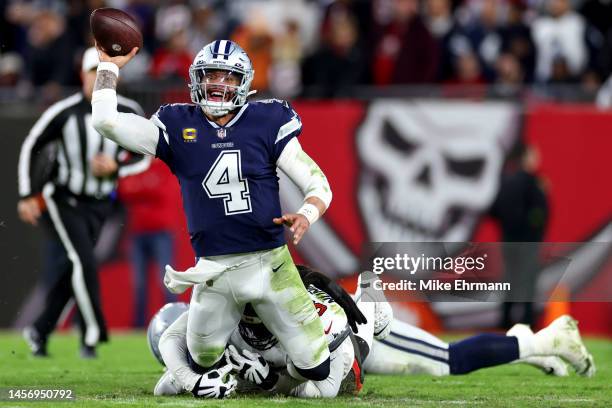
[18,92,150,199]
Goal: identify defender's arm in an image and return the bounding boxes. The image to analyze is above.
[158,312,201,392]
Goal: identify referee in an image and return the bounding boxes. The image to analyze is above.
[17,48,150,358]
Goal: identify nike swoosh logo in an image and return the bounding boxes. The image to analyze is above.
[324,322,333,334]
[272,262,285,273]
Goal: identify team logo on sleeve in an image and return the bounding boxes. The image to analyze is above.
[182,128,197,142]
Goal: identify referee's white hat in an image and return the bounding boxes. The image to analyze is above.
[82,47,99,72]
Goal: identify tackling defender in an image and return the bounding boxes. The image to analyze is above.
[147,270,595,399]
[91,40,338,388]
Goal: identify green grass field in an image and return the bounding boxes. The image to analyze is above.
[0,332,610,407]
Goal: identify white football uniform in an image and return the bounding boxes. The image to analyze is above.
[183,247,329,371]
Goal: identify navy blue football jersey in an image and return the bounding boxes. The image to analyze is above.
[152,99,302,256]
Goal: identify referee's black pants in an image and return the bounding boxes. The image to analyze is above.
[33,184,113,347]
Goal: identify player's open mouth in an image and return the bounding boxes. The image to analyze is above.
[206,88,233,102]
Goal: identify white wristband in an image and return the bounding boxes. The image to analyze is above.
[297,203,320,226]
[97,61,119,78]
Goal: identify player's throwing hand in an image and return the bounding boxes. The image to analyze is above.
[94,42,138,68]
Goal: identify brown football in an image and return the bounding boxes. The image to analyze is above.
[90,8,142,57]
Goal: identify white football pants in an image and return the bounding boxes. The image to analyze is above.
[186,245,329,370]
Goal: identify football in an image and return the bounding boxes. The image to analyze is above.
[90,8,142,57]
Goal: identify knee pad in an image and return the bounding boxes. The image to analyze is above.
[291,357,331,382]
[186,336,225,370]
[187,348,227,374]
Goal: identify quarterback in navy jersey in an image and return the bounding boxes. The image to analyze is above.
[152,98,306,256]
[90,40,333,396]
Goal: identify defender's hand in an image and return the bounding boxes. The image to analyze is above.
[191,364,237,399]
[91,153,118,177]
[226,345,277,390]
[17,197,42,226]
[272,213,309,245]
[95,42,138,69]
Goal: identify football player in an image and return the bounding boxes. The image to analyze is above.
[91,40,342,389]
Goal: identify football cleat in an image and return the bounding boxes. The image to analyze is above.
[23,326,47,357]
[507,323,568,376]
[357,271,393,340]
[154,370,184,396]
[534,315,595,377]
[522,356,569,377]
[374,301,393,340]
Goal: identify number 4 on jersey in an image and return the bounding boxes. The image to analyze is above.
[203,150,252,215]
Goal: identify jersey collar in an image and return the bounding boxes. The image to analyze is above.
[204,103,249,129]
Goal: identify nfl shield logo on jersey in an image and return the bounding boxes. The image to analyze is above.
[217,128,227,139]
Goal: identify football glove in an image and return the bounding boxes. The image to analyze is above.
[226,345,278,390]
[191,364,237,399]
[297,265,367,332]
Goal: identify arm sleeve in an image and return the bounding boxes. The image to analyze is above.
[277,138,332,209]
[91,88,160,156]
[18,104,66,198]
[158,312,201,392]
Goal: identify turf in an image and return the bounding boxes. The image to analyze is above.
[0,332,610,407]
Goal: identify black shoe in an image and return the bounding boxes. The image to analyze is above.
[23,326,48,357]
[80,345,97,359]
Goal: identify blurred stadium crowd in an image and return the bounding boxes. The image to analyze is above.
[2,0,612,103]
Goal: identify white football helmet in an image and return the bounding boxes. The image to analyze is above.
[189,40,255,117]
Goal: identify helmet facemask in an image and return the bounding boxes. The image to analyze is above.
[238,303,278,350]
[189,65,252,117]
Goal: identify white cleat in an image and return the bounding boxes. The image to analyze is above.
[154,370,184,396]
[507,323,568,376]
[534,315,595,377]
[374,300,393,340]
[520,356,569,377]
[357,271,393,340]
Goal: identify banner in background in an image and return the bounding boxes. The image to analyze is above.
[288,100,611,333]
[5,100,609,334]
